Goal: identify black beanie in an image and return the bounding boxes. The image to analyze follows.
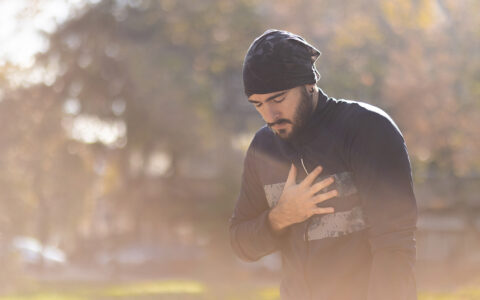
[243,29,321,97]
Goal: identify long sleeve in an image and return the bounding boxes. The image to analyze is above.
[349,111,418,300]
[229,142,284,262]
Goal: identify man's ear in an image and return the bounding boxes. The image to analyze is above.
[305,84,315,94]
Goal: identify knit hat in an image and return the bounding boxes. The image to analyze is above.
[243,29,321,97]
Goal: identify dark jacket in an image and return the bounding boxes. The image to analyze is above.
[229,89,417,300]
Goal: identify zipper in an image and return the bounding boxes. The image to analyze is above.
[300,157,309,176]
[300,156,312,300]
[300,157,310,244]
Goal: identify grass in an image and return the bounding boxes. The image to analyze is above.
[0,279,280,300]
[1,279,480,300]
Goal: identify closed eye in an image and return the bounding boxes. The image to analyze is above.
[248,90,287,107]
[254,97,284,108]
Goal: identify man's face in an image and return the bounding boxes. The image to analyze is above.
[248,85,314,141]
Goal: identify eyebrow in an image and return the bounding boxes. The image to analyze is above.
[248,91,287,104]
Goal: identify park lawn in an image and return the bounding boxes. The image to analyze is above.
[0,279,280,300]
[1,279,480,300]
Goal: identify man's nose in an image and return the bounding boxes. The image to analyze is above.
[263,105,281,123]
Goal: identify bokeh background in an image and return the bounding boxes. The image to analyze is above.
[0,0,479,299]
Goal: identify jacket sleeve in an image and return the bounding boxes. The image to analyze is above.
[229,142,284,262]
[349,111,418,300]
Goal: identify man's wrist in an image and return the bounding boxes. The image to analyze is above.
[268,207,287,235]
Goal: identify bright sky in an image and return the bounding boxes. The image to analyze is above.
[0,0,92,67]
[0,0,125,147]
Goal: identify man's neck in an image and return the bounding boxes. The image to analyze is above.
[312,89,319,111]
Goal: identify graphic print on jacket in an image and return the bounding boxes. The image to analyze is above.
[263,172,367,241]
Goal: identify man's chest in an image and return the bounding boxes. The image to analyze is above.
[254,135,367,241]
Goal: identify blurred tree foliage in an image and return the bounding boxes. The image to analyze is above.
[30,0,264,255]
[0,0,479,270]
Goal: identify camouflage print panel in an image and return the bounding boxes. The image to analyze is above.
[306,205,367,241]
[332,172,357,197]
[263,172,357,208]
[264,182,285,208]
[313,172,357,197]
[263,172,366,241]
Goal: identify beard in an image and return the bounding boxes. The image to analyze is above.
[273,86,314,141]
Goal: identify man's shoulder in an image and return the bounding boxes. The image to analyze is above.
[330,98,390,121]
[330,98,401,136]
[249,125,276,150]
[254,125,274,139]
[243,126,282,167]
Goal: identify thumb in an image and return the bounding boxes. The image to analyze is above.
[285,163,297,186]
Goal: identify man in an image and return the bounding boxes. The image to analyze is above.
[229,29,417,300]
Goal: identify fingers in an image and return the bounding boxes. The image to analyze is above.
[285,164,297,187]
[310,176,335,195]
[312,189,338,204]
[312,207,335,215]
[301,165,323,187]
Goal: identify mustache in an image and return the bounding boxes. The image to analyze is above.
[267,119,292,127]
